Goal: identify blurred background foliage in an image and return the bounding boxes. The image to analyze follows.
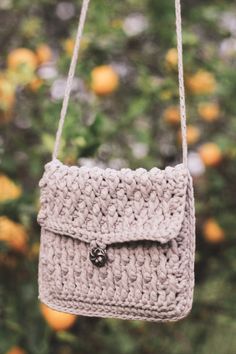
[0,0,236,353]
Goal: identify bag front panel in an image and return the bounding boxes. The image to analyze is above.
[38,181,195,322]
[38,161,195,321]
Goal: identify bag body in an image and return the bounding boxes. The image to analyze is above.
[37,0,196,322]
[38,160,195,321]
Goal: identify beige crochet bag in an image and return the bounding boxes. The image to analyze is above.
[38,0,195,322]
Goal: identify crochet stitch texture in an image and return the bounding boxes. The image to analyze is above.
[38,159,195,321]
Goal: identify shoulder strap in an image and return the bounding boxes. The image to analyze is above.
[52,0,188,167]
[175,0,188,167]
[52,0,90,161]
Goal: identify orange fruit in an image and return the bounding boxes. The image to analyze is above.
[163,106,180,125]
[62,37,90,57]
[90,65,119,96]
[0,75,15,124]
[6,346,26,354]
[63,38,75,57]
[36,44,53,65]
[0,174,22,202]
[28,77,44,92]
[198,102,220,122]
[40,303,77,331]
[203,219,225,243]
[0,216,27,253]
[178,125,200,145]
[0,76,15,110]
[7,48,38,71]
[187,70,217,95]
[165,48,178,69]
[63,38,89,57]
[199,143,222,167]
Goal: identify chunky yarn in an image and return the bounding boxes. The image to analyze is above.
[38,160,195,321]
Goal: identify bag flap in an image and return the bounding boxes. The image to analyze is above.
[38,160,189,245]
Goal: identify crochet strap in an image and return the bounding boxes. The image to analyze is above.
[52,0,188,167]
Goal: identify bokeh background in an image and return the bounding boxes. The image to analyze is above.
[1,0,236,353]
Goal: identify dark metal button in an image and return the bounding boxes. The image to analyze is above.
[89,246,107,267]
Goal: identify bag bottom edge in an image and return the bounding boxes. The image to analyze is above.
[39,295,192,323]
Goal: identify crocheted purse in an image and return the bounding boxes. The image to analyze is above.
[38,0,196,322]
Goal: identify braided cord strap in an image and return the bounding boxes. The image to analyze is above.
[175,0,188,166]
[52,0,90,160]
[52,0,188,166]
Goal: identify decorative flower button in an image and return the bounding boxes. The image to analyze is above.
[89,246,107,267]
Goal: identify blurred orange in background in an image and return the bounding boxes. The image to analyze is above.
[178,125,200,145]
[7,48,38,72]
[198,102,220,122]
[203,218,225,243]
[40,303,77,331]
[165,48,178,69]
[90,65,119,96]
[199,142,222,167]
[0,217,28,253]
[36,44,53,65]
[163,105,180,125]
[0,75,15,124]
[6,346,26,354]
[187,70,217,95]
[0,175,22,202]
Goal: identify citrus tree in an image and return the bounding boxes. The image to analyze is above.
[1,0,236,353]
